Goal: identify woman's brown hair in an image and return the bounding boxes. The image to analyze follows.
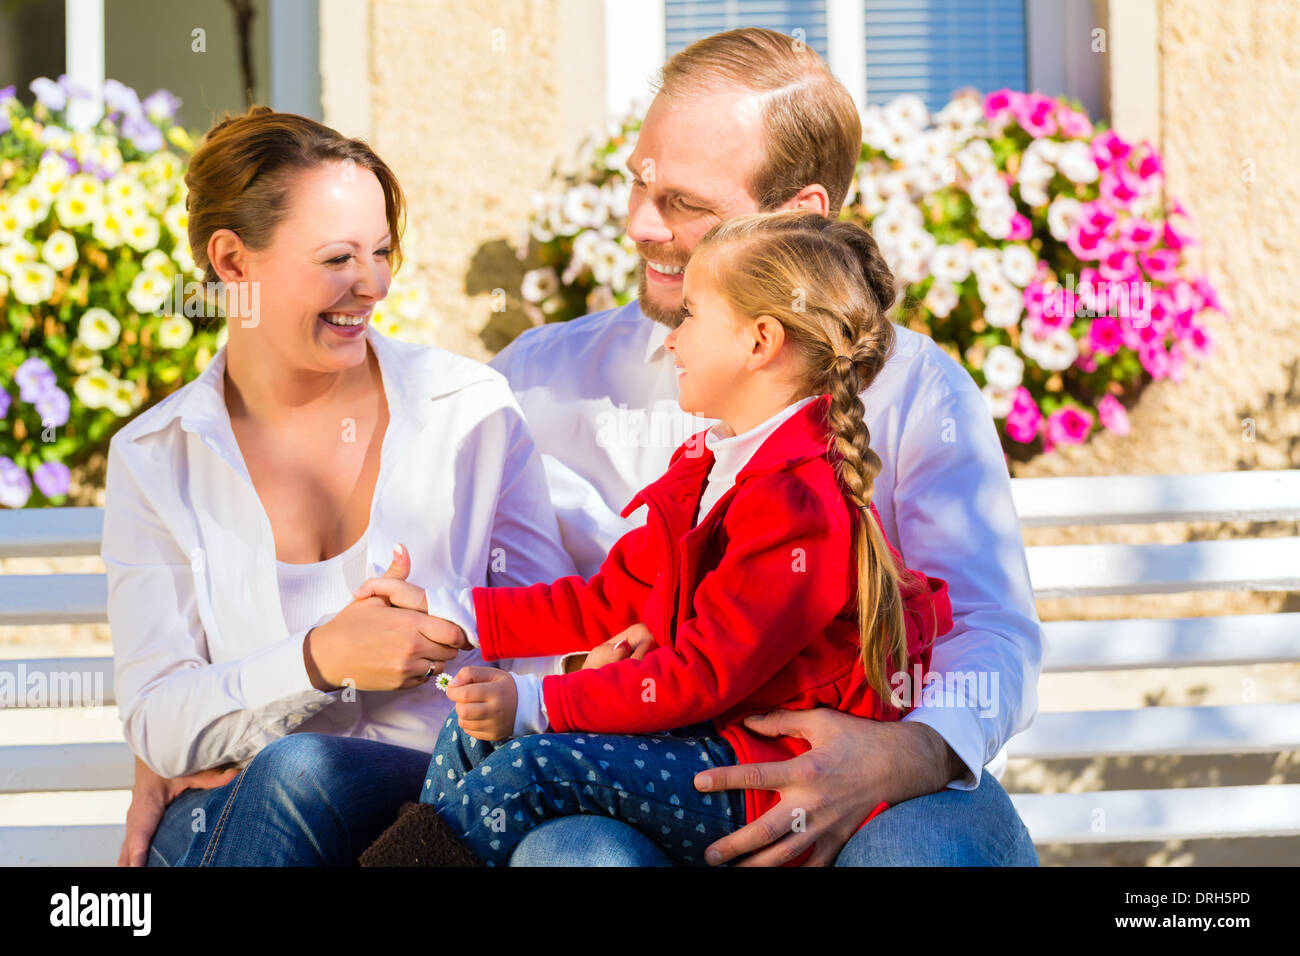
[185,106,405,284]
[691,209,927,703]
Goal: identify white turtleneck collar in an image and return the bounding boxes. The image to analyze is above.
[695,394,821,526]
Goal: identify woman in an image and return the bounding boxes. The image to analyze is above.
[104,106,577,865]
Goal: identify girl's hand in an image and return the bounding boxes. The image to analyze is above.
[353,543,428,612]
[446,666,517,741]
[582,622,656,670]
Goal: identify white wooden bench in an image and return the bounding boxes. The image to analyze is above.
[1,470,1298,864]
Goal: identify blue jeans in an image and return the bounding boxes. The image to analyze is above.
[148,733,430,866]
[422,712,748,866]
[507,766,1040,867]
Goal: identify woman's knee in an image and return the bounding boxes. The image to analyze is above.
[241,733,344,793]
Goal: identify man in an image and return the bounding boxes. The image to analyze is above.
[492,28,1042,866]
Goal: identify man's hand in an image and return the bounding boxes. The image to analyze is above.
[582,622,656,670]
[693,709,964,866]
[446,666,518,741]
[117,757,239,867]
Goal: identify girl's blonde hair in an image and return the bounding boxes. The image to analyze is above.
[691,209,917,702]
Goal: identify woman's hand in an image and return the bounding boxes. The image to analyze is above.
[582,622,656,670]
[446,666,517,741]
[117,756,239,867]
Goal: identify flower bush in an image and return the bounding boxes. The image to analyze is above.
[0,76,437,508]
[0,76,212,508]
[509,91,1226,458]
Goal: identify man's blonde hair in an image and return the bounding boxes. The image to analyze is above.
[654,27,862,218]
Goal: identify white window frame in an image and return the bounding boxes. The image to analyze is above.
[604,0,1108,122]
[65,0,105,130]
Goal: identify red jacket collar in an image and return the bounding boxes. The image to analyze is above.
[620,394,835,518]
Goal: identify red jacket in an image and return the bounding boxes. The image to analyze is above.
[474,394,953,833]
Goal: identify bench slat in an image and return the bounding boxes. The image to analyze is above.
[0,824,125,866]
[0,506,105,558]
[1009,783,1300,843]
[0,657,116,707]
[1006,702,1300,760]
[0,742,133,793]
[1025,536,1300,598]
[0,574,108,626]
[1041,613,1300,671]
[1011,470,1300,527]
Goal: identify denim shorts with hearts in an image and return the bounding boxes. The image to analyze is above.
[420,711,748,866]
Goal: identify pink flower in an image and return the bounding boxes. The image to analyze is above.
[1015,93,1059,138]
[1134,143,1164,182]
[1004,387,1043,443]
[1007,212,1033,240]
[1023,280,1048,318]
[1186,324,1214,359]
[1091,129,1133,170]
[1057,108,1094,139]
[1097,394,1130,435]
[1078,200,1119,236]
[1087,316,1124,356]
[1100,167,1141,207]
[1066,225,1106,261]
[1193,276,1224,313]
[984,88,1024,121]
[1046,406,1094,445]
[1097,244,1139,281]
[1040,286,1078,327]
[1139,341,1173,379]
[1139,248,1180,282]
[1119,217,1159,252]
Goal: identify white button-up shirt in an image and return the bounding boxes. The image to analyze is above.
[103,326,575,779]
[491,302,1043,789]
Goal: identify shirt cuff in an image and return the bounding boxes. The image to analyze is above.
[901,706,983,791]
[426,586,479,648]
[558,651,587,674]
[509,672,549,736]
[239,626,339,715]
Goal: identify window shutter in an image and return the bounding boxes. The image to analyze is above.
[665,0,830,60]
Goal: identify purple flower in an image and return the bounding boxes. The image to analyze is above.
[14,357,57,403]
[33,461,71,499]
[122,113,164,152]
[29,76,67,112]
[0,456,32,509]
[103,78,143,119]
[0,85,15,102]
[142,89,180,123]
[0,389,10,418]
[35,387,70,428]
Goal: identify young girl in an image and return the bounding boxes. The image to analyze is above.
[357,210,953,867]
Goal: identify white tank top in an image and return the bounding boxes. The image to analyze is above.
[275,531,372,634]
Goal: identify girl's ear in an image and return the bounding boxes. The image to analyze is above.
[208,228,252,285]
[747,314,786,369]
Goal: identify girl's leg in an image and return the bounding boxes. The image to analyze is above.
[422,714,747,866]
[166,733,430,866]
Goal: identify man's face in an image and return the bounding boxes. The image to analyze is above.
[625,90,768,328]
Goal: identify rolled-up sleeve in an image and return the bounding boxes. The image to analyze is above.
[103,438,339,778]
[892,385,1044,791]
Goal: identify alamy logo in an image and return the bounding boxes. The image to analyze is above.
[49,886,151,936]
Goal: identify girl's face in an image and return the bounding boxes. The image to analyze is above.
[664,260,756,421]
[227,161,393,374]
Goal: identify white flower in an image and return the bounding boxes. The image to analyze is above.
[74,367,116,409]
[880,119,915,161]
[143,249,173,274]
[982,344,1025,389]
[983,302,1024,328]
[126,269,170,314]
[570,229,601,268]
[77,307,122,350]
[899,228,936,264]
[1017,153,1054,188]
[162,202,188,239]
[893,255,928,285]
[159,315,194,349]
[105,173,148,209]
[978,271,1020,310]
[92,207,126,248]
[1047,196,1082,241]
[123,216,161,252]
[0,239,37,275]
[981,383,1016,418]
[41,230,78,270]
[1018,182,1050,208]
[955,139,996,178]
[10,262,56,304]
[967,174,1009,210]
[976,198,1015,240]
[999,244,1038,287]
[854,177,885,216]
[561,184,607,231]
[929,244,970,284]
[54,181,101,228]
[860,107,891,151]
[591,239,636,288]
[603,140,634,173]
[884,94,929,132]
[1058,140,1099,184]
[520,266,559,303]
[969,247,1003,280]
[604,179,631,219]
[106,377,139,418]
[0,202,24,243]
[11,185,51,229]
[923,281,959,318]
[1023,328,1079,371]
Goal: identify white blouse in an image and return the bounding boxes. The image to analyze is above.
[103,326,578,778]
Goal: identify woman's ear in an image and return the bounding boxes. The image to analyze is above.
[207,228,251,285]
[747,314,786,370]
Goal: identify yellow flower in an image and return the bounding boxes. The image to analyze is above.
[123,216,161,253]
[41,229,78,271]
[166,126,196,153]
[92,208,125,248]
[0,239,38,274]
[74,367,116,409]
[107,378,141,418]
[11,261,57,304]
[12,185,51,229]
[105,172,147,208]
[0,203,24,243]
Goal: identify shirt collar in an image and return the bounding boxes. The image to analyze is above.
[642,308,672,364]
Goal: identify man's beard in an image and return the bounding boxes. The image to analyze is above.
[635,260,687,330]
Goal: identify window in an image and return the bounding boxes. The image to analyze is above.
[665,0,829,59]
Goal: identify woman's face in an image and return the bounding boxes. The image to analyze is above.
[230,161,393,373]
